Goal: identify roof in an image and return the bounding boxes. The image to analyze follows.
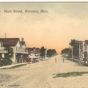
[26,48,34,51]
[85,40,88,45]
[0,38,19,46]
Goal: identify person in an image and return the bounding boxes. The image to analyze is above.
[55,58,57,62]
[63,57,64,62]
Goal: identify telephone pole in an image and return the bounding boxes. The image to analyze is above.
[5,33,7,38]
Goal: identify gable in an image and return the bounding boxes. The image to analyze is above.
[0,38,19,46]
[16,41,20,47]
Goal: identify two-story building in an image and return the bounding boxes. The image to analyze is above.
[0,38,28,64]
[76,40,88,65]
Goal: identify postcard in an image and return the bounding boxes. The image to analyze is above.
[0,2,88,88]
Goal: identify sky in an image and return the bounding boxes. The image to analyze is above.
[0,2,88,53]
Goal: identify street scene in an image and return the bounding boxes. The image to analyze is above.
[0,55,88,88]
[1,2,88,88]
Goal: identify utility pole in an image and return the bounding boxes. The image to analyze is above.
[5,33,7,38]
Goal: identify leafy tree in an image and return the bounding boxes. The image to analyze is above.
[52,49,57,55]
[69,39,76,47]
[61,48,72,58]
[40,46,46,58]
[61,48,70,54]
[47,49,57,57]
[47,49,52,57]
[7,47,13,58]
[69,39,79,58]
[0,47,13,66]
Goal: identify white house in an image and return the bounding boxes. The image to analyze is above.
[0,38,28,64]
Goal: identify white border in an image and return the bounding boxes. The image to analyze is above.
[0,0,88,2]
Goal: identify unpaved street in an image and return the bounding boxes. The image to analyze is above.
[0,55,88,88]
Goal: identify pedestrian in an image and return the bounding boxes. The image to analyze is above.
[63,57,64,62]
[55,58,57,62]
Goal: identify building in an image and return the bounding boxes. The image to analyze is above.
[0,40,8,61]
[69,40,84,62]
[82,40,88,64]
[0,38,28,64]
[26,47,40,62]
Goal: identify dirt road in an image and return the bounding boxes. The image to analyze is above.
[0,55,88,88]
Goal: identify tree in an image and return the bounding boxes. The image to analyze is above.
[47,49,52,57]
[61,48,70,54]
[61,48,72,58]
[69,39,79,58]
[69,39,76,47]
[40,46,46,58]
[52,49,57,55]
[47,49,57,57]
[0,47,13,66]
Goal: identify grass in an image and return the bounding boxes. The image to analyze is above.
[2,64,26,69]
[9,64,26,69]
[53,71,88,78]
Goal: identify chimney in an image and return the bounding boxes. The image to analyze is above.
[22,38,24,41]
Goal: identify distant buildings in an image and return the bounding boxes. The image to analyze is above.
[26,47,40,62]
[0,37,56,66]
